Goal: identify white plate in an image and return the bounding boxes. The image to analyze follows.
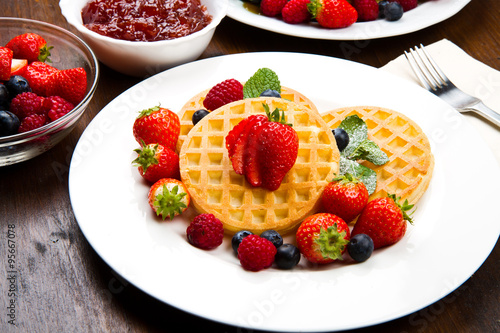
[227,0,471,40]
[69,52,499,332]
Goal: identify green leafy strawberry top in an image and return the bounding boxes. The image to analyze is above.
[338,115,389,195]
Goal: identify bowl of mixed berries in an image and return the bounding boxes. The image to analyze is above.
[0,17,99,166]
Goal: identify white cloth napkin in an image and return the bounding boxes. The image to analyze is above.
[380,39,500,164]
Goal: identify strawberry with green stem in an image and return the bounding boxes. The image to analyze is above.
[133,141,180,183]
[148,178,190,220]
[133,105,180,152]
[6,33,53,63]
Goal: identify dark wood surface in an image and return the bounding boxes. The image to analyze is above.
[2,0,499,332]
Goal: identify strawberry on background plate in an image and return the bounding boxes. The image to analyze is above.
[282,0,313,24]
[352,194,414,249]
[321,173,369,223]
[133,105,180,152]
[352,0,379,21]
[296,213,351,264]
[260,0,288,17]
[133,141,180,183]
[6,32,52,63]
[308,0,358,29]
[148,178,190,220]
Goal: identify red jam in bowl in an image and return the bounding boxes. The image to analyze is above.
[81,0,213,42]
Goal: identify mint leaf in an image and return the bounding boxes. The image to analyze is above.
[339,115,367,158]
[347,139,389,166]
[339,157,378,195]
[243,68,281,99]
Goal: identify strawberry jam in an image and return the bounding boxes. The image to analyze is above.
[81,0,212,42]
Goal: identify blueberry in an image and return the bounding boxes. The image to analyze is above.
[259,89,281,98]
[260,230,283,248]
[0,85,10,109]
[5,75,31,99]
[378,0,390,18]
[231,230,253,254]
[347,234,374,262]
[384,2,404,21]
[192,109,210,125]
[275,244,301,269]
[0,110,20,137]
[332,128,349,152]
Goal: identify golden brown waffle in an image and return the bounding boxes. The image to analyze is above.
[176,86,318,153]
[321,106,434,205]
[179,97,340,235]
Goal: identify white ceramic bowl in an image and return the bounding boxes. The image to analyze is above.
[0,18,99,167]
[59,0,228,77]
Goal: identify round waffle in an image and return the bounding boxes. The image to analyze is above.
[175,86,318,153]
[321,106,434,205]
[179,97,340,235]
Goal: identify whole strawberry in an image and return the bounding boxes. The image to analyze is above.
[352,194,414,249]
[54,67,87,105]
[296,213,350,264]
[24,61,59,97]
[353,0,379,21]
[186,214,224,250]
[148,178,190,220]
[237,234,277,271]
[308,0,358,29]
[133,141,180,183]
[133,105,180,152]
[6,33,53,63]
[282,0,313,24]
[9,92,45,120]
[0,47,13,81]
[321,173,368,223]
[260,0,288,17]
[44,96,74,121]
[203,79,244,111]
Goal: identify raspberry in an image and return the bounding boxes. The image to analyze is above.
[18,113,47,133]
[393,0,417,12]
[9,92,45,120]
[44,96,74,121]
[237,234,277,271]
[186,214,224,250]
[203,79,243,111]
[260,0,288,17]
[353,0,379,21]
[282,0,312,24]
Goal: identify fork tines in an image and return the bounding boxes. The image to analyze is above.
[404,44,450,92]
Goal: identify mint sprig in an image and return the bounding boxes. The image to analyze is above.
[337,115,389,194]
[243,68,281,98]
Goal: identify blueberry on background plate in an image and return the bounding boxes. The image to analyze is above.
[384,2,404,21]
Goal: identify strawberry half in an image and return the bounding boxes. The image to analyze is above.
[6,33,53,63]
[0,47,13,81]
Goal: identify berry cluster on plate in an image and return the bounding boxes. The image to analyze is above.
[0,32,87,137]
[246,0,424,28]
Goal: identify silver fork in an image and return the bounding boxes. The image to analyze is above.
[404,44,500,127]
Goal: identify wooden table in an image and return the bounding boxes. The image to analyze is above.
[2,1,499,332]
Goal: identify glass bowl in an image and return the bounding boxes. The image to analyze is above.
[0,17,99,167]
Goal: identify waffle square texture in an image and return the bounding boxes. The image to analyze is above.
[176,86,318,153]
[322,106,434,205]
[179,97,340,235]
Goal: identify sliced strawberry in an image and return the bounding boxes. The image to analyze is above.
[243,121,267,187]
[54,67,87,105]
[24,61,59,97]
[11,59,28,77]
[0,47,13,81]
